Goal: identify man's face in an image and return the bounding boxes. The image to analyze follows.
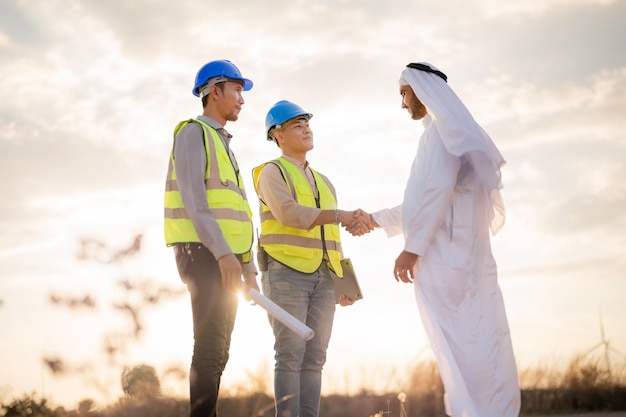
[215,81,245,122]
[275,116,314,153]
[400,85,427,120]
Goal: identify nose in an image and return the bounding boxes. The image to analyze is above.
[238,92,245,104]
[401,98,407,109]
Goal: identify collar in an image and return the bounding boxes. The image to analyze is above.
[197,115,232,139]
[281,154,309,170]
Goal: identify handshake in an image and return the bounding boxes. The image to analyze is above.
[337,209,377,236]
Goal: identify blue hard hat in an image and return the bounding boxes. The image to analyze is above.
[192,60,253,97]
[265,100,313,141]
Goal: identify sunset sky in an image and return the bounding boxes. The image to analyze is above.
[1,0,625,409]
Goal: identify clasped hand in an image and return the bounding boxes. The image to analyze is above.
[340,209,375,236]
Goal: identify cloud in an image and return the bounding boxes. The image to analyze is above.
[476,0,619,18]
[3,0,624,232]
[0,0,624,292]
[464,67,626,147]
[540,162,626,234]
[0,1,47,51]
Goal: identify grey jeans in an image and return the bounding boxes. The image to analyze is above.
[261,257,336,417]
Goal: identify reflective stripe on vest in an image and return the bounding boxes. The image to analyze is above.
[252,157,343,276]
[164,119,253,258]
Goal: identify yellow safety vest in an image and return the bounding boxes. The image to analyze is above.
[164,119,253,260]
[252,157,343,276]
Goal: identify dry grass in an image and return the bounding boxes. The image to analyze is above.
[3,353,625,417]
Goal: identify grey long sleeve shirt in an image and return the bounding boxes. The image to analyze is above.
[173,115,256,273]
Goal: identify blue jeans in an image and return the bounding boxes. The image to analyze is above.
[174,243,239,417]
[261,257,336,417]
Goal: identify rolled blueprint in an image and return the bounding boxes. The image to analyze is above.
[247,288,314,341]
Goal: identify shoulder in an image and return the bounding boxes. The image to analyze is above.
[175,119,204,139]
[255,162,291,193]
[173,121,206,155]
[257,161,283,178]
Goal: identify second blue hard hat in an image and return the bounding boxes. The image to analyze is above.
[265,100,313,141]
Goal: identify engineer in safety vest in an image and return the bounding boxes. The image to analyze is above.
[252,100,370,417]
[163,59,257,417]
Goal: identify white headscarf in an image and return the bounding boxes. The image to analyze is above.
[400,63,505,235]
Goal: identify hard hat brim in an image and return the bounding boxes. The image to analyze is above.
[192,77,254,97]
[239,78,253,91]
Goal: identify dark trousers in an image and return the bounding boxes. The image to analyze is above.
[174,243,238,417]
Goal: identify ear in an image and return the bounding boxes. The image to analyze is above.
[210,84,222,99]
[274,131,286,146]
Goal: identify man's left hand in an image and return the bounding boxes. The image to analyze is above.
[394,251,419,283]
[338,294,355,307]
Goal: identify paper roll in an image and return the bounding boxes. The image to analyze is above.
[248,288,314,341]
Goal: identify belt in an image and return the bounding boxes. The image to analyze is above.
[174,242,249,263]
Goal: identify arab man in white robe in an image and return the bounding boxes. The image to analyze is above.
[370,62,521,417]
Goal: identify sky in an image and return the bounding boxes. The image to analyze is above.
[1,0,626,409]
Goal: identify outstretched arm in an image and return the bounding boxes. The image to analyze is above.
[342,209,376,236]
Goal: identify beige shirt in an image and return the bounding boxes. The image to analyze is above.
[256,155,337,231]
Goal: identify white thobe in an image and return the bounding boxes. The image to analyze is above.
[374,115,521,417]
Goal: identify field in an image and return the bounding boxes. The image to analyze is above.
[4,237,622,417]
[2,354,625,417]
